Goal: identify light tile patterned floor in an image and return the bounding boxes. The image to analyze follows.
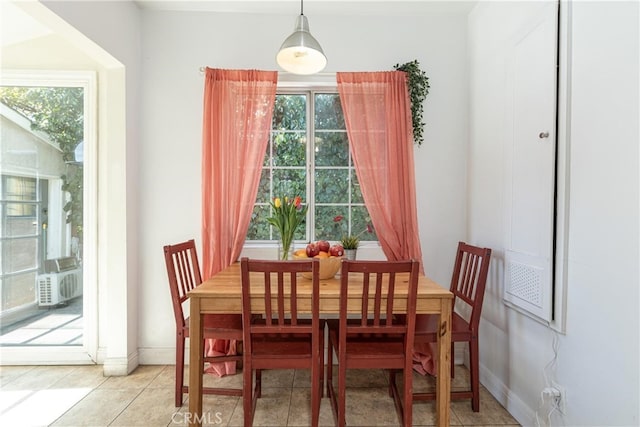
[0,364,520,426]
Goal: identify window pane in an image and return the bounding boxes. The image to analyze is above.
[351,171,364,203]
[315,205,347,241]
[255,170,270,204]
[246,205,271,240]
[1,273,36,310]
[315,169,349,204]
[315,131,349,167]
[5,176,37,201]
[5,202,37,218]
[273,94,306,130]
[351,206,377,241]
[3,211,38,237]
[273,132,306,167]
[3,237,37,272]
[273,169,306,197]
[315,94,345,130]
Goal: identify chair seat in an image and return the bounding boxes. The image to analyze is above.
[414,312,473,342]
[252,337,313,357]
[183,314,243,339]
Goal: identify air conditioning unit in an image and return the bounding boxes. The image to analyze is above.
[37,269,83,306]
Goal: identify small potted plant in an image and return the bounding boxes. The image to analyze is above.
[333,215,374,260]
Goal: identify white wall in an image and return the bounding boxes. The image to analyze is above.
[468,1,639,425]
[137,8,469,361]
[39,0,142,374]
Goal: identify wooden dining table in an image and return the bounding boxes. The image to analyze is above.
[188,262,453,427]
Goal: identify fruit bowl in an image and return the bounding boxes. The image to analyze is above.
[292,254,343,280]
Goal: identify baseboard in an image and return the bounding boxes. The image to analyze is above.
[103,350,139,376]
[479,361,535,426]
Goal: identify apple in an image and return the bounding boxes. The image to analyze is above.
[306,242,320,257]
[329,244,344,257]
[317,240,330,253]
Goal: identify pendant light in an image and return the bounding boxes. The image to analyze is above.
[276,0,327,75]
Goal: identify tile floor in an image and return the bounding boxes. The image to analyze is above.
[0,363,520,426]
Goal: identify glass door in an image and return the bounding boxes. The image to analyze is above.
[0,72,96,363]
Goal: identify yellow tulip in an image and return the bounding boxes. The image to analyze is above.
[274,197,281,208]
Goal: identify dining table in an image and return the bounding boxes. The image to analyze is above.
[188,261,453,427]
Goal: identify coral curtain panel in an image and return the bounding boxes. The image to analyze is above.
[337,71,424,269]
[201,68,277,279]
[201,68,276,377]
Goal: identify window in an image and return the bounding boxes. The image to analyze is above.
[246,90,377,245]
[1,176,41,310]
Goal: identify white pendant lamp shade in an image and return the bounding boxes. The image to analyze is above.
[276,13,327,75]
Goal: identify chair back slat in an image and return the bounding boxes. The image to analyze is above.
[449,242,492,331]
[263,272,272,325]
[289,271,298,326]
[361,273,370,325]
[163,239,203,329]
[340,260,420,338]
[385,272,396,326]
[240,258,320,345]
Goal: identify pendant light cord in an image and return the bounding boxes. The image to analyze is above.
[300,0,304,16]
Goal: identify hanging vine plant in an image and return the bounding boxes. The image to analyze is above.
[394,60,430,146]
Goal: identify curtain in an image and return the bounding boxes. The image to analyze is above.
[337,71,424,271]
[201,68,276,377]
[202,68,277,278]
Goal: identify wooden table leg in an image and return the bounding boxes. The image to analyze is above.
[436,298,452,426]
[188,297,203,427]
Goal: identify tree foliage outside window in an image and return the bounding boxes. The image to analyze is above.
[0,87,84,239]
[246,91,378,245]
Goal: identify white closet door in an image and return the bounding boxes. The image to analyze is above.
[503,2,558,322]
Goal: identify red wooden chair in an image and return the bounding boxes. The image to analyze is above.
[163,240,243,407]
[240,257,324,427]
[326,259,420,427]
[409,241,492,412]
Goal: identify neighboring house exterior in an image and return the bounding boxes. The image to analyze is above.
[0,102,71,323]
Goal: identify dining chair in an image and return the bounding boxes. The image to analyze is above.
[326,259,420,427]
[163,239,243,407]
[408,241,492,412]
[240,257,324,427]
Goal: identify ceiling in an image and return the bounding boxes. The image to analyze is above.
[134,0,477,16]
[0,1,53,48]
[1,0,476,49]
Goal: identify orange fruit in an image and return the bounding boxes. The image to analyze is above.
[314,251,329,259]
[293,249,307,257]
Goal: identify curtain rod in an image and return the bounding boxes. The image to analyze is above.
[199,66,335,76]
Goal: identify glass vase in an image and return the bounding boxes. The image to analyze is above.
[278,241,292,260]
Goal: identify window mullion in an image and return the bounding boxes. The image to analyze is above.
[307,90,315,242]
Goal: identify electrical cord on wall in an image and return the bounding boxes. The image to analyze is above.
[535,329,562,427]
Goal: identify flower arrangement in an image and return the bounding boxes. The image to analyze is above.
[267,195,308,260]
[333,215,374,250]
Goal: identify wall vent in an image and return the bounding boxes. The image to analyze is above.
[503,250,552,322]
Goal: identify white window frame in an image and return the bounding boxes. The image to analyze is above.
[241,78,384,261]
